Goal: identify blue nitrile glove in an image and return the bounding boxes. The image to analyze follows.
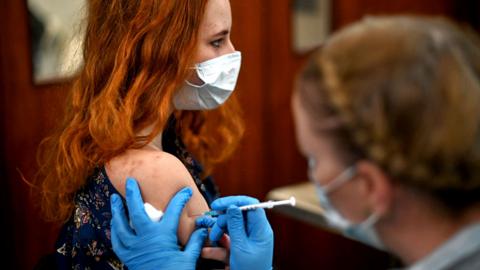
[197,196,274,270]
[110,178,207,270]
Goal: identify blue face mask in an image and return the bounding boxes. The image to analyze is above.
[309,158,385,250]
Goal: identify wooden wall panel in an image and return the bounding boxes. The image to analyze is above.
[215,1,309,197]
[213,0,270,198]
[1,0,479,269]
[0,1,15,268]
[333,0,455,29]
[0,0,68,269]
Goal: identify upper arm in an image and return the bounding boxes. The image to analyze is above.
[105,149,209,245]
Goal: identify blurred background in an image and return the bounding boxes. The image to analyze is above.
[1,0,479,269]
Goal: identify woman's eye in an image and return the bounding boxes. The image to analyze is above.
[210,39,224,48]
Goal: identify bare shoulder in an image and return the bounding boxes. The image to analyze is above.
[105,148,208,212]
[105,149,191,193]
[106,148,209,244]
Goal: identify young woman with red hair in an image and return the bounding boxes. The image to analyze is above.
[36,0,243,268]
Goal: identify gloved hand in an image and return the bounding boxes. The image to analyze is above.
[110,178,207,270]
[197,196,274,270]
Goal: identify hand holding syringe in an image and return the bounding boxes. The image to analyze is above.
[189,196,296,217]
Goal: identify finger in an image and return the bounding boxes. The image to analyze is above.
[200,247,228,263]
[209,214,228,242]
[163,187,193,232]
[185,228,208,258]
[211,196,259,211]
[124,178,151,232]
[110,194,134,248]
[110,226,125,255]
[246,208,273,240]
[196,216,216,228]
[226,206,247,242]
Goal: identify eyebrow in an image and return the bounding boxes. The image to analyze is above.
[211,29,229,38]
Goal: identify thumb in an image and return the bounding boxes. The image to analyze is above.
[185,228,208,257]
[226,206,247,242]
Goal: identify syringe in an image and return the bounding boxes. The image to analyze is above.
[191,196,296,217]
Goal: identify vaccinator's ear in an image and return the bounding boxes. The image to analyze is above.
[355,160,394,216]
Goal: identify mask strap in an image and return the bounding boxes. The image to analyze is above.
[358,211,381,228]
[323,166,357,193]
[185,80,207,88]
[325,166,383,229]
[185,63,206,88]
[187,66,210,71]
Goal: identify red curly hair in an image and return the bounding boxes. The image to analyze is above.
[37,0,244,223]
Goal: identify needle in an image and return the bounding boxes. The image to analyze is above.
[190,196,296,217]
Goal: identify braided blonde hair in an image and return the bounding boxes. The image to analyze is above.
[297,16,480,211]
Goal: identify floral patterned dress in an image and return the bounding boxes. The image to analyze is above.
[55,117,220,269]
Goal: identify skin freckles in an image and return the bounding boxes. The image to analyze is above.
[106,150,209,245]
[188,0,235,85]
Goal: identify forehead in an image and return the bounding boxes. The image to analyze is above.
[292,92,338,158]
[293,93,318,154]
[200,0,232,34]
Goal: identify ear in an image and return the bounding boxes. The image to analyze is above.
[355,160,394,216]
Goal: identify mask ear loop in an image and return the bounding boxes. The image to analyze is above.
[324,166,384,226]
[185,66,207,88]
[186,51,242,87]
[323,166,357,193]
[340,171,383,229]
[358,211,381,228]
[185,80,207,88]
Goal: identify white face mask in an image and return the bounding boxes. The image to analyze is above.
[309,158,385,250]
[173,51,242,110]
